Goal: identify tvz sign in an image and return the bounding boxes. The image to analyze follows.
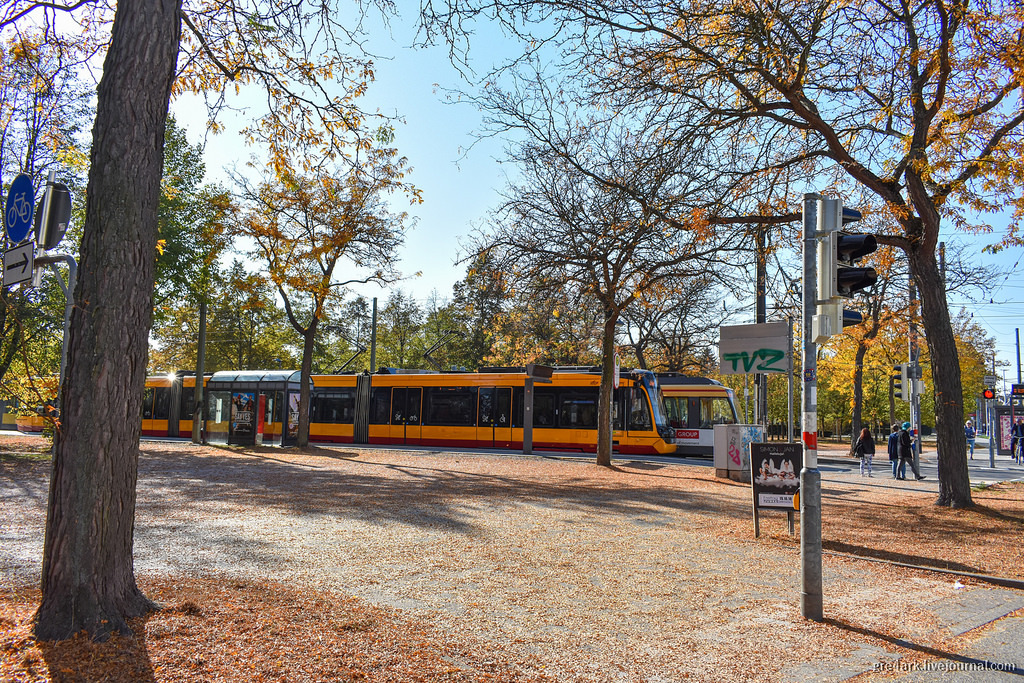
[719,322,791,376]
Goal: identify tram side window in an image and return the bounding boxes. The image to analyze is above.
[701,397,736,427]
[314,390,356,424]
[142,387,170,420]
[628,390,652,430]
[153,388,170,419]
[424,386,476,426]
[559,390,598,428]
[369,388,391,424]
[533,390,556,427]
[662,395,688,428]
[181,391,195,421]
[142,387,154,419]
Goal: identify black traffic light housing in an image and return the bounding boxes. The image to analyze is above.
[892,363,907,401]
[813,199,877,341]
[33,181,72,250]
[834,233,878,296]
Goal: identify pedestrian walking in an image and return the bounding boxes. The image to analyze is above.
[965,420,976,460]
[887,423,900,479]
[854,427,875,477]
[897,421,925,480]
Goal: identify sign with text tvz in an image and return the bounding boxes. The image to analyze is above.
[719,322,791,375]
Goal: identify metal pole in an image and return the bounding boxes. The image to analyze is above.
[756,226,767,428]
[523,377,534,454]
[788,316,794,443]
[369,297,378,372]
[801,193,823,621]
[909,277,921,470]
[989,396,995,468]
[192,298,207,444]
[1016,328,1021,384]
[36,254,76,405]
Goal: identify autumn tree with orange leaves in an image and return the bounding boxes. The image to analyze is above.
[469,97,746,465]
[231,148,417,447]
[0,0,405,641]
[424,0,1024,507]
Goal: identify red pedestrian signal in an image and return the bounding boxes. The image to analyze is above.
[983,388,996,400]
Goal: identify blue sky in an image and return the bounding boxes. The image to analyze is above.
[172,16,1024,388]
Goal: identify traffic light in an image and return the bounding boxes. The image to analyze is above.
[813,199,876,341]
[817,201,877,300]
[892,363,908,402]
[812,303,866,343]
[33,181,72,250]
[983,388,996,400]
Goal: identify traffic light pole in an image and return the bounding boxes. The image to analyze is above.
[989,396,995,468]
[800,193,823,621]
[909,277,922,472]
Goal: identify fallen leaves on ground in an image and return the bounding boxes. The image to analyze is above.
[1,436,1022,682]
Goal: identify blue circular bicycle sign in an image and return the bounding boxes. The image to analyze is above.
[4,173,35,243]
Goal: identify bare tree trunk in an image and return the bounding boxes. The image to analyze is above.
[596,308,617,467]
[35,0,181,641]
[910,251,972,507]
[297,325,316,448]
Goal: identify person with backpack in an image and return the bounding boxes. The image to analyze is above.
[897,421,925,480]
[854,427,875,477]
[887,423,900,479]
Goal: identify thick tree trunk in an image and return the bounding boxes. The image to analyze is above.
[596,309,617,467]
[34,0,182,641]
[297,326,316,448]
[909,250,972,508]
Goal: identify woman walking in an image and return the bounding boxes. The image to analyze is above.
[965,420,976,460]
[854,427,875,477]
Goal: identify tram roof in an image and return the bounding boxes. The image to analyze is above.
[206,370,309,387]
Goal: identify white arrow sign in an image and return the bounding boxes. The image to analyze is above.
[3,243,34,287]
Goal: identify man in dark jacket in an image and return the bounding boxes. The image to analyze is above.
[897,421,925,480]
[887,423,900,479]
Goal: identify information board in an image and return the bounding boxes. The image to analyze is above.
[750,442,803,537]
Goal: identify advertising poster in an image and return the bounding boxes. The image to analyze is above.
[751,442,802,509]
[287,392,301,438]
[231,392,255,436]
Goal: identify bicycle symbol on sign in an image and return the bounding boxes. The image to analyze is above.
[6,190,31,230]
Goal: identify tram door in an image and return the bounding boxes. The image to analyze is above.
[206,390,231,444]
[478,387,513,448]
[388,388,422,444]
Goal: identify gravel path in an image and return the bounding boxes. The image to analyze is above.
[0,442,1004,681]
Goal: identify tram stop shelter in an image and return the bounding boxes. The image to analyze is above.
[204,370,310,447]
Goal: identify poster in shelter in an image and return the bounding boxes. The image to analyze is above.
[231,391,255,436]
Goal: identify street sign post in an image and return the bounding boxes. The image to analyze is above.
[4,173,35,243]
[3,243,34,287]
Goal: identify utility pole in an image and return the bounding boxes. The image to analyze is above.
[1016,328,1021,384]
[192,299,207,444]
[800,193,822,621]
[755,225,768,429]
[369,296,378,372]
[909,276,921,472]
